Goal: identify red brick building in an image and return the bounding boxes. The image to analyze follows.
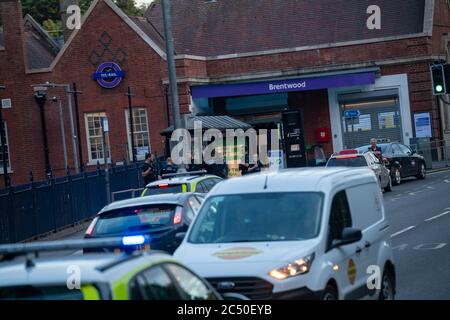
[0,0,449,186]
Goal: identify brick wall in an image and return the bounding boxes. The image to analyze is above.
[1,0,449,187]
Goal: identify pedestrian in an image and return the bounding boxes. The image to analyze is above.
[141,153,157,186]
[186,152,204,172]
[368,138,383,161]
[160,157,178,176]
[240,154,263,176]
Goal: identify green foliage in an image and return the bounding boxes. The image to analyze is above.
[20,0,147,26]
[42,19,63,37]
[21,0,60,24]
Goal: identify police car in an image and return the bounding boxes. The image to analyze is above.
[141,171,223,196]
[174,168,396,300]
[0,236,234,300]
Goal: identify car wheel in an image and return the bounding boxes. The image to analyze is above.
[392,168,401,185]
[384,176,392,192]
[322,283,338,300]
[416,162,426,180]
[379,268,395,300]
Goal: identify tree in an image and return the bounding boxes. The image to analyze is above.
[21,0,147,39]
[21,0,60,24]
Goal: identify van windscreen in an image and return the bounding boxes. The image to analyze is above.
[188,192,323,244]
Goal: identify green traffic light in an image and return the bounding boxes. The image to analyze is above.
[436,84,443,93]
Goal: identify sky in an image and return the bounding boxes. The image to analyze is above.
[135,0,154,7]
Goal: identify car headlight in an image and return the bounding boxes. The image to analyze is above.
[269,253,315,280]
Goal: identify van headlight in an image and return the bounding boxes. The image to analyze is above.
[269,253,315,280]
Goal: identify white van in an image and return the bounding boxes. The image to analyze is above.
[174,168,396,300]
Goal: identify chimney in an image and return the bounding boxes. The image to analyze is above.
[0,0,27,73]
[60,0,79,43]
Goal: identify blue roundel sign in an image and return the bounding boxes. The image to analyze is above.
[92,62,125,89]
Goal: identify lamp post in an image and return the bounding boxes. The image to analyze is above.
[72,83,84,172]
[0,85,9,187]
[161,0,186,171]
[51,96,69,170]
[101,117,111,204]
[161,0,182,131]
[32,82,79,174]
[33,88,52,178]
[125,86,137,163]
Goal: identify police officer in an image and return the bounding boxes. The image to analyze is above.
[141,153,157,186]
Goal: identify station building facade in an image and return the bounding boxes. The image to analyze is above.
[0,0,449,186]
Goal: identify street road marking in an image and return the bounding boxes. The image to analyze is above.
[413,243,447,250]
[392,244,408,251]
[428,169,450,176]
[425,211,450,222]
[444,180,450,183]
[391,226,415,238]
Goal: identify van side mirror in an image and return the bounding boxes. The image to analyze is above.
[332,228,362,248]
[175,232,186,244]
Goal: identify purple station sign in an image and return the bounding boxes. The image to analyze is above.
[191,72,375,99]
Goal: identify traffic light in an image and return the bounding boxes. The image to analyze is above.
[430,64,447,95]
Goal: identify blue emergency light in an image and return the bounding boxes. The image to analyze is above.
[121,235,150,247]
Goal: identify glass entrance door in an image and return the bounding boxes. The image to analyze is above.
[340,95,402,149]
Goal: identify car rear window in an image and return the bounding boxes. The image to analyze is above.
[0,285,85,300]
[142,184,184,196]
[92,204,177,236]
[327,156,367,167]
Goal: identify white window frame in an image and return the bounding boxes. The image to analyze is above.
[84,112,111,165]
[0,122,12,174]
[125,108,151,161]
[1,99,12,109]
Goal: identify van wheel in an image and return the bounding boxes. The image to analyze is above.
[322,283,338,300]
[416,163,426,180]
[392,168,401,185]
[379,269,395,300]
[384,176,392,192]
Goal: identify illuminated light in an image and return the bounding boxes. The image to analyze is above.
[332,264,339,271]
[173,206,183,225]
[122,235,146,246]
[85,217,98,237]
[335,155,358,159]
[436,85,443,93]
[269,269,288,280]
[158,184,169,188]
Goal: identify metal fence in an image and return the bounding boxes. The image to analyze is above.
[410,138,450,170]
[0,163,144,244]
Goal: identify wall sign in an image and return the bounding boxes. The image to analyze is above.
[191,72,376,99]
[414,112,432,138]
[344,109,361,119]
[92,62,125,89]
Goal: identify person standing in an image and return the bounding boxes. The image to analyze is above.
[160,157,178,176]
[368,138,383,161]
[142,153,157,186]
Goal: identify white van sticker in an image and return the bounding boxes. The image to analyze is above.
[213,247,263,260]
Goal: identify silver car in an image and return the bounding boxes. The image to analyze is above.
[326,149,392,192]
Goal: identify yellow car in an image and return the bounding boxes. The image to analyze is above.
[142,172,223,197]
[0,237,225,300]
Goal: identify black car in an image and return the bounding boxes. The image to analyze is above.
[84,193,205,254]
[357,142,426,185]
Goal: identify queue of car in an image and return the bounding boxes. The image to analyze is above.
[0,140,425,300]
